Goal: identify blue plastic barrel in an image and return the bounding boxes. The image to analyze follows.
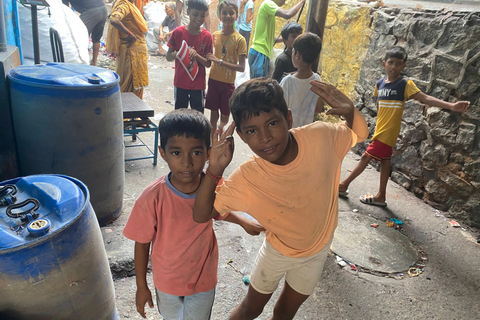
[8,63,124,226]
[0,174,117,319]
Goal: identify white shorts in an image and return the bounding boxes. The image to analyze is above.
[249,239,332,296]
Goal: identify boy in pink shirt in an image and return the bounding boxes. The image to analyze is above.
[123,109,264,319]
[193,78,369,319]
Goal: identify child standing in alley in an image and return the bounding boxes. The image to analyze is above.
[339,46,470,207]
[193,78,369,320]
[123,109,264,319]
[280,32,324,128]
[272,22,302,83]
[167,0,213,112]
[205,0,247,130]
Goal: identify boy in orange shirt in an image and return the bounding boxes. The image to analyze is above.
[193,78,369,319]
[123,109,264,319]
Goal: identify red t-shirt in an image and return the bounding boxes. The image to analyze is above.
[123,174,225,296]
[168,26,213,90]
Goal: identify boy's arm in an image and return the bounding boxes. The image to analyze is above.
[223,211,266,235]
[193,123,236,223]
[205,10,211,32]
[411,91,470,113]
[175,0,183,27]
[310,80,368,139]
[272,59,286,82]
[314,97,325,114]
[207,53,246,72]
[134,242,154,319]
[246,7,254,24]
[190,48,212,67]
[166,47,177,61]
[276,0,306,19]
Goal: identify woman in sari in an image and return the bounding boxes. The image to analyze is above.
[107,0,149,99]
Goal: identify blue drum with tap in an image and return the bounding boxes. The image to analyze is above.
[0,174,117,319]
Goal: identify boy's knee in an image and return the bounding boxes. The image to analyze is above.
[360,153,371,163]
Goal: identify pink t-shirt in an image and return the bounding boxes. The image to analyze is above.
[123,174,223,296]
[167,26,213,90]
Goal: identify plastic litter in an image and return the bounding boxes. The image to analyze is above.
[390,218,404,225]
[352,209,359,213]
[385,220,394,227]
[336,256,347,267]
[371,223,379,228]
[449,220,460,228]
[242,276,250,285]
[408,267,423,277]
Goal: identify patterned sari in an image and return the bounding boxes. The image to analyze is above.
[106,0,149,99]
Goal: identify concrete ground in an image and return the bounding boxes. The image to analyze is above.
[102,53,480,320]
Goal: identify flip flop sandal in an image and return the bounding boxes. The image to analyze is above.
[359,194,387,207]
[339,190,349,197]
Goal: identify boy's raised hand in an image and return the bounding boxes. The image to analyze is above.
[136,286,154,318]
[209,122,235,176]
[310,80,354,117]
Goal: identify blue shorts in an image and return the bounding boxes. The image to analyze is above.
[248,48,270,79]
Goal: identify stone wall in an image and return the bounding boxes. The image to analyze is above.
[324,2,480,227]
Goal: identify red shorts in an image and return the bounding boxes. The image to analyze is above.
[205,78,235,116]
[365,140,392,161]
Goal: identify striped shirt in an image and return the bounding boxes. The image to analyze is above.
[371,77,420,146]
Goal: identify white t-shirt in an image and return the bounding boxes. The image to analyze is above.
[280,73,322,128]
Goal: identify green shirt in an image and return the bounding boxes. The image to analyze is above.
[251,0,279,58]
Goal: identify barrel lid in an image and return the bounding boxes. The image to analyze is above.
[0,175,88,250]
[8,63,119,88]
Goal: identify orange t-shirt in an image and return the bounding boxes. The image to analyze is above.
[124,174,225,296]
[214,112,368,257]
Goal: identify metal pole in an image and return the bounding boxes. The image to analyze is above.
[31,4,40,64]
[0,0,7,52]
[305,0,329,72]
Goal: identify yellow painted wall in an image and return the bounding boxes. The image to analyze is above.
[248,1,372,96]
[320,2,371,97]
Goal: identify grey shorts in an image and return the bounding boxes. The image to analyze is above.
[80,5,108,43]
[155,287,215,320]
[153,28,170,44]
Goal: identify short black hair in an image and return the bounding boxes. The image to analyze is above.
[230,78,288,130]
[218,0,238,15]
[158,109,211,150]
[384,46,408,62]
[188,0,209,12]
[280,22,303,40]
[293,32,322,65]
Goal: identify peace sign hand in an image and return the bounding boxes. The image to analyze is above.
[208,122,236,176]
